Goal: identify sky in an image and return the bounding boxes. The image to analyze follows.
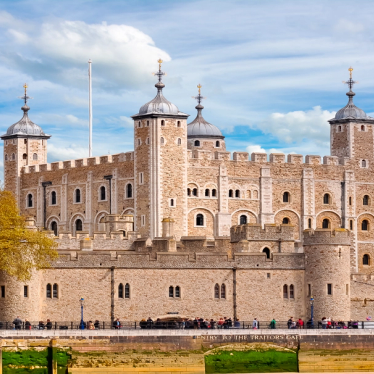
[1,0,374,180]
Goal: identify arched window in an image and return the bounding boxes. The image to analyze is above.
[100,186,106,201]
[75,189,81,203]
[308,218,312,229]
[338,125,342,132]
[362,160,367,167]
[177,138,181,145]
[253,190,258,199]
[229,189,233,198]
[46,284,52,298]
[23,153,27,160]
[362,219,369,231]
[192,188,198,196]
[147,120,149,126]
[322,219,330,229]
[361,125,365,131]
[27,194,33,208]
[283,284,288,298]
[283,192,290,203]
[363,254,370,265]
[175,286,180,298]
[51,222,58,236]
[33,153,38,160]
[169,286,174,298]
[118,283,124,298]
[4,154,7,161]
[247,190,251,199]
[75,219,83,232]
[170,198,174,207]
[263,247,271,259]
[349,196,352,205]
[138,121,141,128]
[126,184,133,198]
[240,215,247,225]
[177,121,181,127]
[363,195,369,206]
[161,120,165,126]
[51,191,57,205]
[235,190,240,198]
[53,283,58,298]
[12,153,15,160]
[160,137,164,145]
[194,140,200,146]
[125,283,130,298]
[212,189,217,197]
[282,217,289,224]
[196,214,204,226]
[187,188,191,196]
[216,141,220,147]
[289,284,294,299]
[214,284,220,299]
[323,194,330,204]
[205,189,210,197]
[221,284,226,299]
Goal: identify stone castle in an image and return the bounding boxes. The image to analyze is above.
[0,64,373,323]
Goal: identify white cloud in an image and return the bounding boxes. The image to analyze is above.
[254,106,334,145]
[245,144,266,154]
[334,19,364,34]
[48,143,87,161]
[6,19,171,90]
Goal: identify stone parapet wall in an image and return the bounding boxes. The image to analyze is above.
[303,228,351,245]
[230,224,294,243]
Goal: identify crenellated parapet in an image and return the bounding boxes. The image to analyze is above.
[22,151,134,174]
[230,223,294,243]
[303,228,351,246]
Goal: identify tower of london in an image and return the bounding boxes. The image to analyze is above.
[0,64,372,323]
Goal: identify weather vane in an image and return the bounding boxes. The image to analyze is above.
[153,59,166,83]
[18,83,32,105]
[343,67,358,91]
[192,84,206,105]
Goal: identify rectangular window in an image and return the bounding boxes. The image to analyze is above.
[346,284,349,295]
[267,273,271,279]
[139,172,144,185]
[24,285,28,298]
[349,196,352,205]
[1,285,5,298]
[141,215,145,227]
[308,284,311,297]
[327,283,332,295]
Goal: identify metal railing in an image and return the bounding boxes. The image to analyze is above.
[1,320,373,330]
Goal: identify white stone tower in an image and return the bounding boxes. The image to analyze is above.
[132,60,189,239]
[1,84,51,205]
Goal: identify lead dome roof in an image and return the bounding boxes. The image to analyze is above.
[187,85,224,139]
[1,86,51,140]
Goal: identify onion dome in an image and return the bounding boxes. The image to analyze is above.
[1,84,50,139]
[135,60,187,117]
[334,67,372,120]
[187,84,224,139]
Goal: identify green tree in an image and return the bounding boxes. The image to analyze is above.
[0,188,58,281]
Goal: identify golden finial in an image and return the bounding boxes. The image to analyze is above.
[197,84,202,95]
[349,67,353,79]
[158,59,163,69]
[23,83,28,95]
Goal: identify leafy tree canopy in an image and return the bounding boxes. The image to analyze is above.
[0,189,58,281]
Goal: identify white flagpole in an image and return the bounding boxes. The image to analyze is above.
[88,59,92,157]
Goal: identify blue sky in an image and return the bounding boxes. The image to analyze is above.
[1,0,374,180]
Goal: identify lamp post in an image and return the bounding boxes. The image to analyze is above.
[80,297,85,330]
[310,297,314,329]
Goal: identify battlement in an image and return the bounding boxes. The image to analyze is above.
[22,152,134,174]
[303,228,351,246]
[187,149,348,167]
[230,223,294,243]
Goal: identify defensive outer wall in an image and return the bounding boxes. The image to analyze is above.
[2,330,374,373]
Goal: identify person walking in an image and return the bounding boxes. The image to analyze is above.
[321,317,327,329]
[270,318,276,329]
[46,319,52,330]
[297,318,304,329]
[25,319,31,330]
[287,317,293,329]
[13,316,22,330]
[252,318,258,329]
